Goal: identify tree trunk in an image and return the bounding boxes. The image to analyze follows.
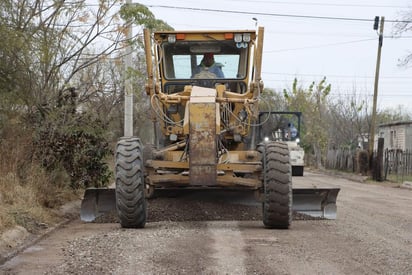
[313,141,323,169]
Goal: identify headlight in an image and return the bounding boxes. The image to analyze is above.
[264,137,269,142]
[168,34,176,43]
[243,33,251,42]
[234,33,243,43]
[296,138,300,143]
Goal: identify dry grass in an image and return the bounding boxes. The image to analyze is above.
[0,131,79,234]
[386,173,412,184]
[0,165,72,233]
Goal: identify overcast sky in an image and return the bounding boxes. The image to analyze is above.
[136,0,411,112]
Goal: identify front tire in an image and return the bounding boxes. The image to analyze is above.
[115,137,147,228]
[262,142,292,229]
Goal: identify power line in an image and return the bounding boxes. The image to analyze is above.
[226,1,410,9]
[262,72,412,80]
[384,35,412,39]
[146,5,412,23]
[331,94,412,97]
[264,78,412,84]
[86,1,410,9]
[265,38,376,53]
[232,0,406,8]
[264,81,412,87]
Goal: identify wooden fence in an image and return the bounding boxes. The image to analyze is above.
[325,148,355,172]
[326,148,412,181]
[384,149,412,181]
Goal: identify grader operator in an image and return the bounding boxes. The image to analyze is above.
[80,27,339,228]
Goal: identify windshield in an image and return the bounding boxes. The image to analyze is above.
[172,54,240,79]
[161,41,248,81]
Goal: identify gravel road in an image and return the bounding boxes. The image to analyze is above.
[1,171,412,274]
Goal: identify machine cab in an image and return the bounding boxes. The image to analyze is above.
[153,30,256,94]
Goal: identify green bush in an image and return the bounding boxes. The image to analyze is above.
[30,91,112,189]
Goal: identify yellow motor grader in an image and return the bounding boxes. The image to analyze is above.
[80,27,339,228]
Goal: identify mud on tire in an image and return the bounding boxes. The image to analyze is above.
[115,137,147,228]
[262,141,292,229]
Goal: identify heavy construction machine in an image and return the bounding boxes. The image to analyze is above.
[81,27,340,228]
[259,111,305,176]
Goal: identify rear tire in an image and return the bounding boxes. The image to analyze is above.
[262,142,292,229]
[115,137,147,228]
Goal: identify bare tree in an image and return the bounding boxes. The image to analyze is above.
[393,9,412,67]
[328,88,371,150]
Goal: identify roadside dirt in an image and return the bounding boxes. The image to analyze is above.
[0,200,81,266]
[1,171,412,274]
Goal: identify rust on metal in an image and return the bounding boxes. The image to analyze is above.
[189,87,217,185]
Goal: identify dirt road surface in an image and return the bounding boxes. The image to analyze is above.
[1,172,411,274]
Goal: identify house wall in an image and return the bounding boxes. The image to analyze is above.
[379,123,412,151]
[406,125,412,150]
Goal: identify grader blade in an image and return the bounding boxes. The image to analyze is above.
[80,188,116,222]
[292,188,340,219]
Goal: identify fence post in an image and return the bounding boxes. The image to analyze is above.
[374,137,384,181]
[384,149,388,180]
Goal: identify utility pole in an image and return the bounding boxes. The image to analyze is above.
[369,16,384,174]
[124,0,133,137]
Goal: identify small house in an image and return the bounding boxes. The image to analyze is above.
[378,121,412,151]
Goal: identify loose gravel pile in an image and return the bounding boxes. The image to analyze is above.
[94,189,314,224]
[94,190,263,223]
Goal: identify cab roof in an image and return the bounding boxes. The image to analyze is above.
[153,30,257,42]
